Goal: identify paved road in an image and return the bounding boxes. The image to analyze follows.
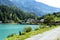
[26,27,60,40]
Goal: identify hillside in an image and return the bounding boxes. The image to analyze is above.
[0,5,36,23]
[0,0,14,6]
[0,5,60,24]
[0,0,60,16]
[11,0,60,16]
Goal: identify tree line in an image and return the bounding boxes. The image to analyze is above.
[0,5,60,25]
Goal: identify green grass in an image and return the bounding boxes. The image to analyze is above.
[5,25,57,40]
[55,17,60,21]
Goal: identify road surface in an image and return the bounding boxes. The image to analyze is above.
[26,27,60,40]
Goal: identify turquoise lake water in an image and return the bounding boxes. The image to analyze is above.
[0,24,39,40]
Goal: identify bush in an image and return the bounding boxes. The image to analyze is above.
[40,24,47,28]
[19,31,25,35]
[21,32,26,35]
[19,31,22,35]
[24,26,32,33]
[35,27,39,30]
[7,34,15,38]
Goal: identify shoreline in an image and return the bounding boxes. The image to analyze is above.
[5,25,57,40]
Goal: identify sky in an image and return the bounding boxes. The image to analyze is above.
[9,0,13,1]
[35,0,60,8]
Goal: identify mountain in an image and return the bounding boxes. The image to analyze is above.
[0,0,60,16]
[0,0,14,6]
[0,5,36,23]
[11,0,60,16]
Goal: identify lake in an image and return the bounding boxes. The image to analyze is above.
[0,24,39,40]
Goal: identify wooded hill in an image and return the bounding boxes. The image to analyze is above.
[0,5,60,24]
[0,5,36,23]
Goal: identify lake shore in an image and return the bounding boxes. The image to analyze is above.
[5,25,57,40]
[0,24,38,40]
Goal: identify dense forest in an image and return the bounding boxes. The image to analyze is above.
[0,5,36,24]
[0,5,60,25]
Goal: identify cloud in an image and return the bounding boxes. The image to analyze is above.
[35,0,60,8]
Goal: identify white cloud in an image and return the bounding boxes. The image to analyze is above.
[35,0,60,8]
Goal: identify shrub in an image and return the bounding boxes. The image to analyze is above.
[35,27,39,30]
[19,31,25,35]
[19,31,22,35]
[7,34,15,38]
[24,26,32,33]
[21,32,26,35]
[40,24,48,28]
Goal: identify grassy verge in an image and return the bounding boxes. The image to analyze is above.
[5,25,58,40]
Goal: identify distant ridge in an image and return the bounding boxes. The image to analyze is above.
[0,0,60,16]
